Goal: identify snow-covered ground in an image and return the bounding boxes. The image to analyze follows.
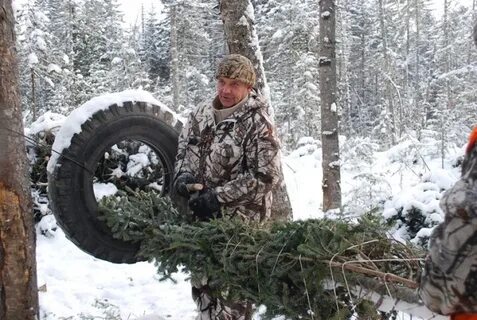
[37,142,327,320]
[38,140,457,319]
[35,91,460,319]
[37,217,196,320]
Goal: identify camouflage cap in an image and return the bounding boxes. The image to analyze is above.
[215,54,256,86]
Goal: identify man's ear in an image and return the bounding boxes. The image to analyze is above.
[247,85,253,92]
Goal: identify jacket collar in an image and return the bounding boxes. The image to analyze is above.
[209,89,262,121]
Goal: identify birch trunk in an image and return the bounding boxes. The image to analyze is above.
[0,1,40,319]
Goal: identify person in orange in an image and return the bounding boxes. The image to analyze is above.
[419,128,477,318]
[419,23,477,320]
[452,315,477,320]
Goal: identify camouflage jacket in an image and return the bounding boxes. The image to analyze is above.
[419,129,477,315]
[174,91,281,221]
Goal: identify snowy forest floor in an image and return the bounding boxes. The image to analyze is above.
[37,133,462,320]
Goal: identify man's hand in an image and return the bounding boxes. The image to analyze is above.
[173,172,198,198]
[188,188,221,221]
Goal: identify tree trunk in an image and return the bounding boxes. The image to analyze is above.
[219,0,268,100]
[359,0,366,133]
[0,1,40,319]
[471,0,477,64]
[378,0,396,146]
[30,68,36,121]
[219,0,292,221]
[443,0,451,109]
[170,4,180,112]
[319,0,342,212]
[414,0,421,135]
[405,0,410,90]
[441,0,450,169]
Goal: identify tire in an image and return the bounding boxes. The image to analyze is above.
[48,101,182,264]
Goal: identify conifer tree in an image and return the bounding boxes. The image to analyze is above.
[141,7,168,84]
[42,0,78,113]
[254,0,322,147]
[16,0,55,122]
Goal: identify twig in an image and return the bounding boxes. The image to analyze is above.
[255,244,265,297]
[223,234,236,273]
[329,260,418,289]
[329,239,380,308]
[299,255,314,320]
[270,229,297,281]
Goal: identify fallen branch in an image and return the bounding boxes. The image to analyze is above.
[327,260,420,289]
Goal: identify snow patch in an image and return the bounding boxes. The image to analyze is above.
[47,63,62,74]
[245,2,255,20]
[127,153,150,176]
[44,76,54,88]
[28,53,39,66]
[27,111,66,136]
[272,29,283,39]
[36,37,47,51]
[93,183,118,201]
[297,136,317,146]
[37,226,197,319]
[238,15,248,26]
[111,57,123,65]
[328,160,340,168]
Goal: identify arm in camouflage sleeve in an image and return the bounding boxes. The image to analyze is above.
[214,112,281,208]
[174,111,198,179]
[419,127,477,316]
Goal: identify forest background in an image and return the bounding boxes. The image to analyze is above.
[15,0,477,151]
[7,0,477,318]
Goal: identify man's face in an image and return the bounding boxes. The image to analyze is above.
[217,77,252,108]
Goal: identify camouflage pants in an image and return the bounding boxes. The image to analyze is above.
[191,276,252,320]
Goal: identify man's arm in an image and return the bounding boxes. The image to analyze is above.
[174,111,199,179]
[419,127,477,315]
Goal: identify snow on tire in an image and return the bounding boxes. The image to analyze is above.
[48,93,182,264]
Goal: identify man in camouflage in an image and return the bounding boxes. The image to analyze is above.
[419,127,477,320]
[173,54,282,319]
[419,24,477,320]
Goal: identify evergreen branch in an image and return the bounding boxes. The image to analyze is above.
[98,190,428,320]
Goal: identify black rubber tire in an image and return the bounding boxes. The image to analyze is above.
[48,101,182,264]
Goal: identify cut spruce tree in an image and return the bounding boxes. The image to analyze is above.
[97,189,433,320]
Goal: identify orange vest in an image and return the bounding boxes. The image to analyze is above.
[452,314,477,320]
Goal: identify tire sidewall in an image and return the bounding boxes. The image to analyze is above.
[49,102,180,263]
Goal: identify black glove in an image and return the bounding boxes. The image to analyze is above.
[173,172,197,198]
[188,188,221,221]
